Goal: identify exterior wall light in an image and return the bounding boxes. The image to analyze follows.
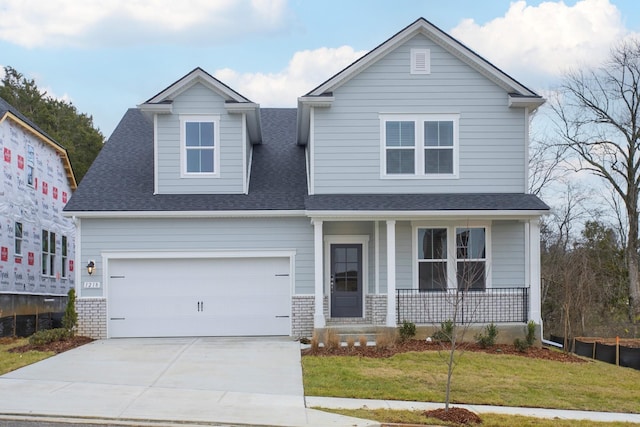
[87,260,96,275]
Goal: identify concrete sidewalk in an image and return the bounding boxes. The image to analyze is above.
[307,396,640,424]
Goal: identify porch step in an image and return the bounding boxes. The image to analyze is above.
[318,324,387,344]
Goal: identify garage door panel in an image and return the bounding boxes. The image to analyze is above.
[108,257,291,338]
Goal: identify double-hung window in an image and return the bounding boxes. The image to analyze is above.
[14,222,23,257]
[181,115,219,176]
[42,230,55,277]
[382,114,458,177]
[417,228,448,291]
[61,236,68,279]
[455,227,486,291]
[416,225,488,291]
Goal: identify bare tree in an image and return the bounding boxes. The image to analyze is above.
[551,38,640,322]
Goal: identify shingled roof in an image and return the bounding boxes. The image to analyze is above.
[64,108,307,212]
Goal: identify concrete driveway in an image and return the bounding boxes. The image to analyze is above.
[0,337,376,426]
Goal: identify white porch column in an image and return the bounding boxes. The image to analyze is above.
[386,219,396,327]
[528,218,542,324]
[313,219,325,328]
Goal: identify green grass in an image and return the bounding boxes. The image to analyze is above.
[0,338,54,375]
[324,408,640,426]
[302,350,640,413]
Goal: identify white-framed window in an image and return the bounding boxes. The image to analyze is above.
[381,114,458,178]
[455,227,486,291]
[180,115,220,176]
[61,235,68,279]
[42,229,55,277]
[414,223,489,291]
[14,222,23,257]
[26,145,35,188]
[417,228,447,291]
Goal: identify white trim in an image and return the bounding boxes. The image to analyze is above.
[309,107,315,195]
[304,210,547,220]
[379,113,460,179]
[374,221,380,294]
[179,114,220,178]
[241,113,248,194]
[324,235,370,319]
[73,217,81,295]
[0,291,71,297]
[313,219,325,327]
[524,107,530,193]
[100,249,296,260]
[153,115,159,195]
[528,218,542,324]
[386,220,396,326]
[64,210,307,218]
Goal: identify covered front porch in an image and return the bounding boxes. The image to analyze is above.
[297,215,542,337]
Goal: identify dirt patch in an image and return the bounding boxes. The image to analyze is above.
[301,339,587,363]
[424,407,482,425]
[7,335,93,354]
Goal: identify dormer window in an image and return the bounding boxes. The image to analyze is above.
[180,115,220,177]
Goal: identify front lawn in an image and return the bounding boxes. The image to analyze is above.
[302,349,640,413]
[0,337,53,375]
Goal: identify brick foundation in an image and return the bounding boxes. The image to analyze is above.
[76,298,107,339]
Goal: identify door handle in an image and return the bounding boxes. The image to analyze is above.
[330,274,334,292]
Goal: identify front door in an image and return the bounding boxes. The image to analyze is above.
[330,244,363,317]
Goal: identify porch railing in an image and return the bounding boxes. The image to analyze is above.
[396,287,529,325]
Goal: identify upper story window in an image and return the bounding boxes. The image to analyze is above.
[180,115,220,177]
[381,114,458,178]
[26,145,35,188]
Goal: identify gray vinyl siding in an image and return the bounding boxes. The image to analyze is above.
[78,216,313,297]
[491,220,526,287]
[156,82,245,194]
[311,33,527,194]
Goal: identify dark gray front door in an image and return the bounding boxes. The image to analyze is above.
[330,244,363,317]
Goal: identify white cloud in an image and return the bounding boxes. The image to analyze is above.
[0,0,289,48]
[214,45,367,107]
[451,0,632,82]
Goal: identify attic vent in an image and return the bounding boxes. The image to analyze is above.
[411,48,430,74]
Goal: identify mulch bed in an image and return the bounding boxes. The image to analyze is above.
[7,335,94,354]
[301,339,587,362]
[424,407,482,425]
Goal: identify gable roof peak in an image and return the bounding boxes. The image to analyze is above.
[141,67,254,105]
[305,17,542,100]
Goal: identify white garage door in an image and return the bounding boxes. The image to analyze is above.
[107,257,291,338]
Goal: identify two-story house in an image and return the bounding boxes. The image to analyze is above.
[64,18,548,340]
[0,96,77,336]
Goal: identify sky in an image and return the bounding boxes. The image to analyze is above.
[1,0,639,139]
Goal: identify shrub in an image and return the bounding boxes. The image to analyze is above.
[525,321,537,347]
[324,328,340,350]
[513,338,529,352]
[310,333,320,352]
[398,320,416,341]
[475,323,499,348]
[432,320,455,343]
[29,328,71,346]
[358,335,368,348]
[375,328,397,351]
[513,322,537,352]
[62,288,78,334]
[346,336,355,351]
